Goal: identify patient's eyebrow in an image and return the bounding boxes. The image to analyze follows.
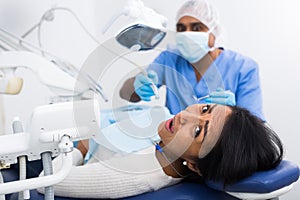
[202,120,209,142]
[208,104,217,114]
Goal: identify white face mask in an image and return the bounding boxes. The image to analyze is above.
[176,31,213,63]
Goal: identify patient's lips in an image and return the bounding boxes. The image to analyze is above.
[165,117,174,133]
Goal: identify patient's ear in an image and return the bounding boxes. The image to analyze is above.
[186,161,202,176]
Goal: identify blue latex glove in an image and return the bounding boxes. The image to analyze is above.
[134,70,158,101]
[204,88,236,106]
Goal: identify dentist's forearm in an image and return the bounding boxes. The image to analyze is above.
[119,77,141,102]
[77,140,89,158]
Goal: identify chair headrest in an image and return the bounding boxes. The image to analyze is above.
[206,160,300,193]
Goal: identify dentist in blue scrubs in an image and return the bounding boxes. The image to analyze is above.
[120,0,265,121]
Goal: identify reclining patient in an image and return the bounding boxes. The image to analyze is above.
[38,104,283,199]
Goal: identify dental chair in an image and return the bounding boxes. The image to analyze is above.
[1,103,299,200]
[2,159,299,200]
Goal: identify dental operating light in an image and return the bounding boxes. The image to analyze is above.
[101,0,167,99]
[102,0,168,51]
[116,24,166,51]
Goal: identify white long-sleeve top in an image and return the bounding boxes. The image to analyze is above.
[38,145,181,199]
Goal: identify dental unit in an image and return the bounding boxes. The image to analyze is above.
[0,11,106,200]
[0,100,100,196]
[0,25,108,101]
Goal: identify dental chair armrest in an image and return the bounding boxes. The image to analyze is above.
[205,160,300,199]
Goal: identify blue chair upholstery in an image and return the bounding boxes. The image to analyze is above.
[5,182,238,200]
[2,160,299,200]
[206,160,300,193]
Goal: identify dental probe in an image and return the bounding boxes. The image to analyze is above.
[193,94,210,102]
[193,90,231,102]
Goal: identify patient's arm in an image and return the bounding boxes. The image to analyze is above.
[37,147,180,199]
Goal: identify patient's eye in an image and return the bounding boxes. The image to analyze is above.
[201,105,210,113]
[194,125,202,138]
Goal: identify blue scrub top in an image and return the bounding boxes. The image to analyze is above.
[147,47,265,121]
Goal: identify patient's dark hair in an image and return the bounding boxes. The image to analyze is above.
[196,106,283,187]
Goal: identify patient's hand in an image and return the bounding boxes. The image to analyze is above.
[77,140,89,157]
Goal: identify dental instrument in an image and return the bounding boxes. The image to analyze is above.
[193,94,210,102]
[144,72,159,99]
[137,65,160,100]
[193,89,232,102]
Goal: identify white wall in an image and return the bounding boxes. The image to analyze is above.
[0,0,299,198]
[212,1,300,198]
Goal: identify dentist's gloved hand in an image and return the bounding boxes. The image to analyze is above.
[134,70,158,101]
[204,88,236,106]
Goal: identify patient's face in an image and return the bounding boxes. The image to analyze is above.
[158,104,231,160]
